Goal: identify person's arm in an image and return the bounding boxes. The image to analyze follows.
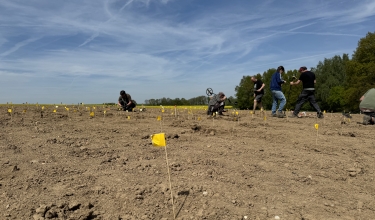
[258,83,265,92]
[126,94,132,106]
[118,97,122,106]
[290,80,301,86]
[277,74,285,84]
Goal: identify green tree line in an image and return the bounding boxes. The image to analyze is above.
[235,32,375,112]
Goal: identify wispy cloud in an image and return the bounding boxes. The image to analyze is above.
[0,0,373,103]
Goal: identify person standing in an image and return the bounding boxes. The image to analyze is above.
[290,66,323,118]
[270,66,287,118]
[118,90,136,111]
[251,76,265,114]
[359,88,375,125]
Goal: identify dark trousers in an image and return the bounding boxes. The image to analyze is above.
[120,101,136,111]
[293,90,321,114]
[207,102,225,115]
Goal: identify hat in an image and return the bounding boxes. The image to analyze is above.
[299,66,307,72]
[120,90,126,95]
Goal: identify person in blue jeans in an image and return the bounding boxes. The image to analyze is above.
[270,66,287,118]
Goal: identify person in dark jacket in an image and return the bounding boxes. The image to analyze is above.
[270,66,287,118]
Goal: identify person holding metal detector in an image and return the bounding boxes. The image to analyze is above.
[207,91,227,116]
[270,66,287,118]
[290,66,324,118]
[118,90,136,111]
[251,76,265,114]
[360,88,375,125]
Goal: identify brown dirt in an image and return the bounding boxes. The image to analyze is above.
[1,106,374,220]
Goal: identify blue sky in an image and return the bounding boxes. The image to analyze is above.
[0,0,374,104]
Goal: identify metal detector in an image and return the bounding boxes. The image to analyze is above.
[206,88,231,104]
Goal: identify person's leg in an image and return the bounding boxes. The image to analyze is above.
[363,112,375,125]
[370,112,375,124]
[127,103,136,112]
[275,91,286,113]
[293,90,309,116]
[271,91,277,115]
[253,94,262,112]
[253,99,257,113]
[218,102,225,115]
[307,91,322,116]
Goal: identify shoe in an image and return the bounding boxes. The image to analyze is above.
[271,113,277,117]
[317,112,324,118]
[290,113,299,118]
[277,112,285,118]
[363,115,371,125]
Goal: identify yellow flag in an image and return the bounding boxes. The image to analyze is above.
[93,106,96,110]
[104,110,107,114]
[8,108,12,113]
[264,116,267,120]
[90,112,94,117]
[198,117,201,121]
[23,109,27,113]
[162,109,165,113]
[53,109,57,113]
[65,108,69,111]
[157,116,161,121]
[250,111,253,114]
[315,124,319,130]
[323,110,326,114]
[127,116,130,120]
[151,133,166,147]
[42,106,45,110]
[236,111,239,115]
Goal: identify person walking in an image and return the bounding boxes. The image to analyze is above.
[251,76,265,114]
[270,66,287,118]
[290,66,323,118]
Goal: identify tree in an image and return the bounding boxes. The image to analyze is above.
[313,54,349,111]
[345,32,375,111]
[234,75,253,109]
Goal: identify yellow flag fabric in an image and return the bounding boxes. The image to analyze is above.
[157,116,161,121]
[53,109,57,113]
[315,124,319,130]
[162,109,165,113]
[236,111,238,115]
[90,112,95,117]
[8,109,12,113]
[127,116,130,119]
[151,133,166,147]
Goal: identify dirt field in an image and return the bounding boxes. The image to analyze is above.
[1,105,374,220]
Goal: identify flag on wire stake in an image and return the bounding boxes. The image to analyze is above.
[150,133,176,219]
[315,123,319,145]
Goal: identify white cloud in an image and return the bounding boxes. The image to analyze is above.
[0,0,373,103]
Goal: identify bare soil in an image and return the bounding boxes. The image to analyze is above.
[1,106,374,220]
